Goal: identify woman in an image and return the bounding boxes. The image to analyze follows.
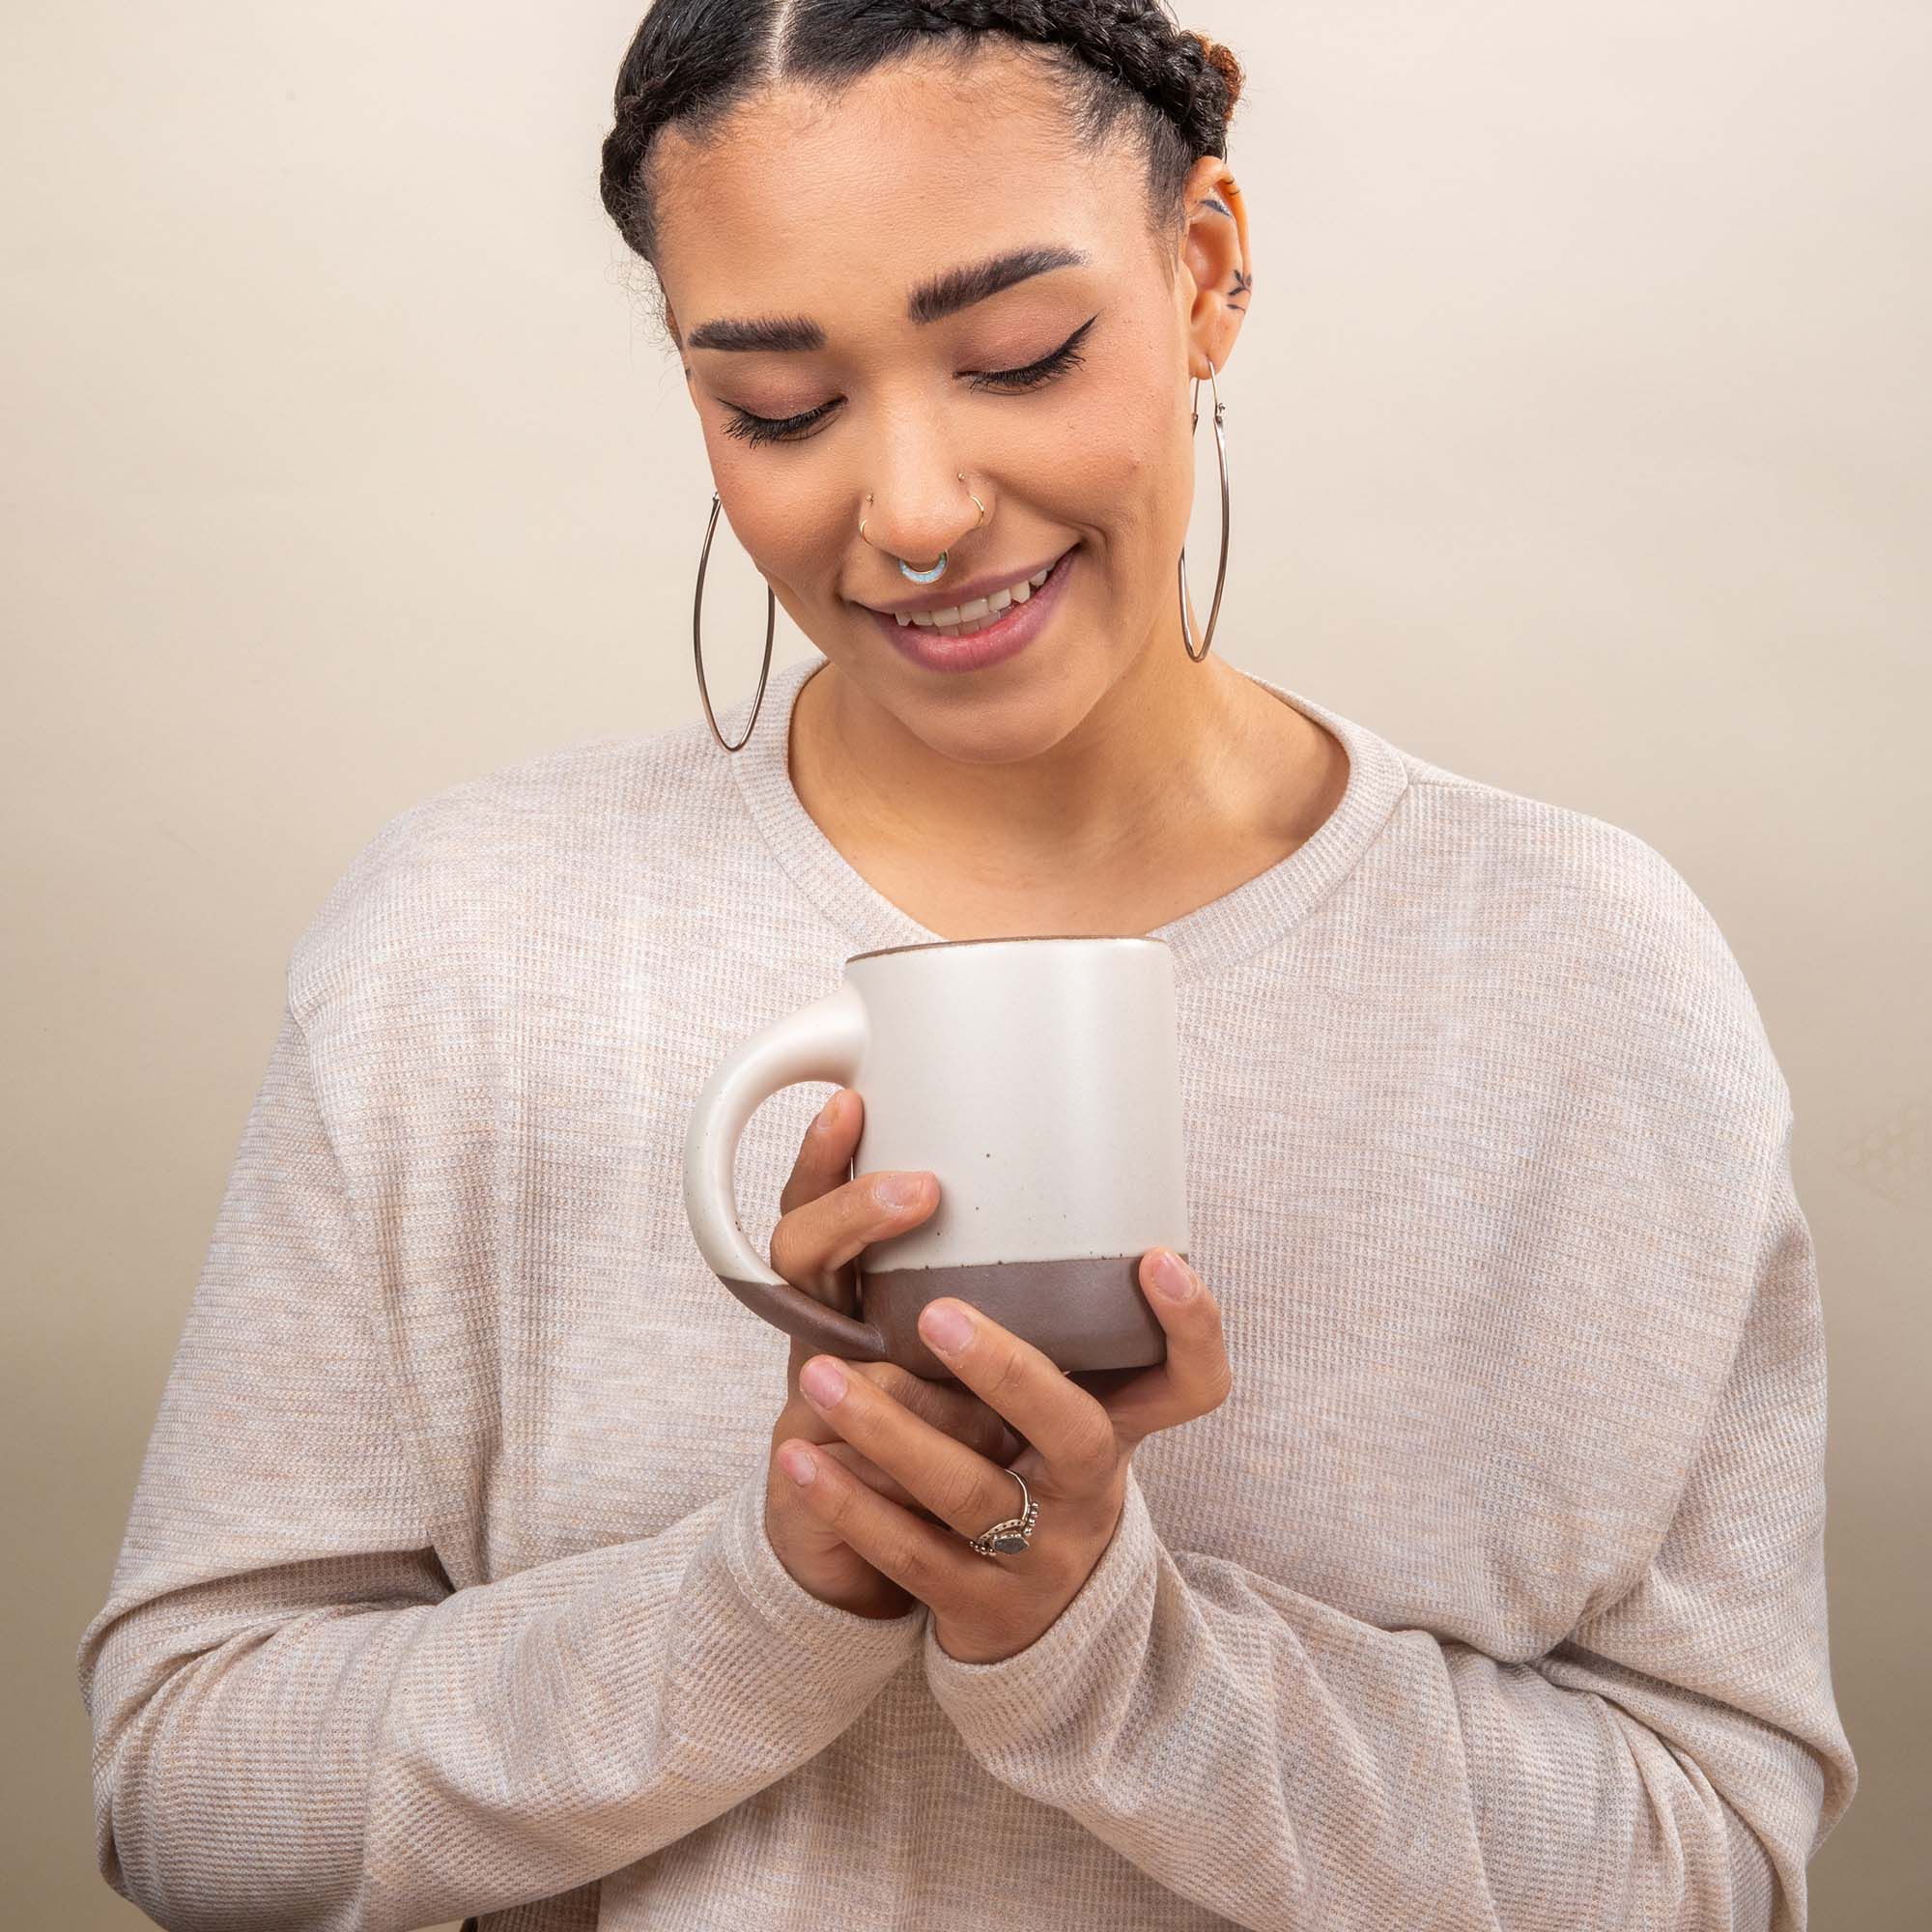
[77,4,1857,1929]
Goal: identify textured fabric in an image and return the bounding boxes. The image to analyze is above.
[76,649,1857,1931]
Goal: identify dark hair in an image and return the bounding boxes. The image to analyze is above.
[598,0,1245,329]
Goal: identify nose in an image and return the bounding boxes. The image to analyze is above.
[858,464,987,573]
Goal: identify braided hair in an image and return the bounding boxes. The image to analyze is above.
[599,0,1244,287]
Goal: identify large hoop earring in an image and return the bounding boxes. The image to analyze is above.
[694,491,775,753]
[1178,356,1230,663]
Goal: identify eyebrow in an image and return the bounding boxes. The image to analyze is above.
[682,242,1090,353]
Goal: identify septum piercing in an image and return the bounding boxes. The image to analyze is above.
[860,474,987,582]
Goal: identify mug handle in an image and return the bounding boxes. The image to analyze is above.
[682,979,891,1361]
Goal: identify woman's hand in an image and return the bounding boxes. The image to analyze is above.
[777,1247,1232,1662]
[764,1088,1025,1621]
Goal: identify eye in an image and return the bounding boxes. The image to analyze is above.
[720,396,840,448]
[964,312,1098,394]
[719,313,1100,448]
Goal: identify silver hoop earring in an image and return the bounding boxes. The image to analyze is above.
[1179,356,1231,664]
[694,492,775,754]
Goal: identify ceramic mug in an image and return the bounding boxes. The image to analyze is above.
[683,935,1191,1379]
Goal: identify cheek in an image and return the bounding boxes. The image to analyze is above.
[1046,407,1188,564]
[701,444,842,582]
[1042,373,1184,522]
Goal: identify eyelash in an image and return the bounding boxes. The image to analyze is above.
[720,314,1099,447]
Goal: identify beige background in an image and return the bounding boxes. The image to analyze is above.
[7,2,1923,1924]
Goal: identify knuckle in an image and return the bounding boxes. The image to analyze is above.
[934,1462,990,1524]
[948,1405,1008,1459]
[811,1468,854,1531]
[858,1360,920,1405]
[766,1213,804,1280]
[892,1528,941,1596]
[1071,1407,1120,1471]
[851,1362,927,1424]
[980,1347,1031,1409]
[771,1223,852,1307]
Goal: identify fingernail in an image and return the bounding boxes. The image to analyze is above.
[920,1300,975,1351]
[800,1357,846,1406]
[779,1444,815,1486]
[813,1094,839,1134]
[1151,1250,1197,1300]
[877,1174,925,1208]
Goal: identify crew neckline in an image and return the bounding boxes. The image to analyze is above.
[726,651,1409,983]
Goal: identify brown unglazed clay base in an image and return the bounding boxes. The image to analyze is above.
[721,1253,1178,1380]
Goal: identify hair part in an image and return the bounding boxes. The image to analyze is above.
[598,0,1245,339]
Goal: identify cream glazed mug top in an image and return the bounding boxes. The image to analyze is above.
[682,935,1192,1380]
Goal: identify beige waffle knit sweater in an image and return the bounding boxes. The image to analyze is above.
[77,651,1856,1931]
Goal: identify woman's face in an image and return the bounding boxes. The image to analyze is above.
[648,42,1249,763]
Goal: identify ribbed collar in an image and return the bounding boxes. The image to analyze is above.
[726,651,1409,983]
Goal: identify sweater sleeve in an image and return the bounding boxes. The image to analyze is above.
[75,1000,923,1932]
[922,1139,1858,1932]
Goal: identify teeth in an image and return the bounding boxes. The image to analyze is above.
[898,555,1060,627]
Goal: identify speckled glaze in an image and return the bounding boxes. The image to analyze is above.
[684,936,1191,1377]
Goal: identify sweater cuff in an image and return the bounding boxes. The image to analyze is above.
[720,1452,926,1665]
[921,1461,1160,1754]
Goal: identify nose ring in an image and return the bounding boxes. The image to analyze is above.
[860,475,987,582]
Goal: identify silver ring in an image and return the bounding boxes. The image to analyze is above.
[967,1466,1038,1557]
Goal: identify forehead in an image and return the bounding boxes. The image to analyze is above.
[650,43,1144,326]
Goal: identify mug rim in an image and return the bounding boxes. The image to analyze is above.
[845,934,1170,964]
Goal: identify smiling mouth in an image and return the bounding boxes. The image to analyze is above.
[867,546,1078,636]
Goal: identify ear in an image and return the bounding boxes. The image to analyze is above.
[1176,156,1252,384]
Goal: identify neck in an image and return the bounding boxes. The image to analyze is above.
[788,622,1332,909]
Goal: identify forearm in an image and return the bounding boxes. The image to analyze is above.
[87,1463,922,1931]
[925,1470,1824,1932]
